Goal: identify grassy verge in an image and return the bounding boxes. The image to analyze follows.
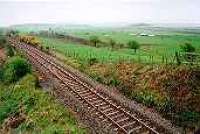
[0,49,87,134]
[0,74,87,134]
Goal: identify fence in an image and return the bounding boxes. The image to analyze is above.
[55,47,200,65]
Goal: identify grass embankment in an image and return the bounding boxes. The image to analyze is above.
[0,47,87,133]
[37,37,200,132]
[0,74,87,134]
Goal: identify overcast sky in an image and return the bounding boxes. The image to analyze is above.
[0,0,200,26]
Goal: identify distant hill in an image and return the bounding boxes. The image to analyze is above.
[9,23,94,33]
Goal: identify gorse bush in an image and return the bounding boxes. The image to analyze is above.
[3,56,31,83]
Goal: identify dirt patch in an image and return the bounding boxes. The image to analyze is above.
[0,48,6,62]
[0,113,26,133]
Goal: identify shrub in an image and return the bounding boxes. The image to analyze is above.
[133,89,173,111]
[181,42,196,53]
[3,56,31,83]
[5,44,15,57]
[108,77,121,86]
[180,43,196,63]
[87,58,98,65]
[175,111,200,127]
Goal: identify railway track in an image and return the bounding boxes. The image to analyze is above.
[10,39,167,134]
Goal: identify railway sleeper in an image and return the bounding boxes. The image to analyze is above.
[95,102,107,107]
[102,107,114,114]
[84,94,96,99]
[87,97,99,102]
[100,105,111,110]
[107,111,119,117]
[121,121,136,128]
[91,99,103,105]
[78,90,91,95]
[81,92,94,97]
[111,113,125,121]
[128,126,143,134]
[116,117,130,124]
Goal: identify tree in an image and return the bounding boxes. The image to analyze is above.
[109,38,116,49]
[128,40,140,53]
[89,36,100,47]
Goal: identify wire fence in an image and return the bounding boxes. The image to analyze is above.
[56,47,200,65]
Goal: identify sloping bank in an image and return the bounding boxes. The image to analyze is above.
[0,56,87,134]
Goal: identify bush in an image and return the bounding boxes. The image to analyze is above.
[181,42,196,53]
[108,77,121,86]
[87,58,98,65]
[132,89,173,111]
[5,45,15,57]
[3,56,31,83]
[180,43,196,62]
[175,111,200,127]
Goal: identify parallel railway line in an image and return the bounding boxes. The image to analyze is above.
[10,39,168,134]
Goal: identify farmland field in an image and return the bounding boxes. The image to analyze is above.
[36,26,200,65]
[14,25,200,62]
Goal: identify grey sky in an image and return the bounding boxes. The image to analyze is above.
[0,0,200,26]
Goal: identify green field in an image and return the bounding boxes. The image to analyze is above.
[13,24,200,64]
[39,34,200,65]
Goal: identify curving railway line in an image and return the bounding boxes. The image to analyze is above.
[10,39,170,134]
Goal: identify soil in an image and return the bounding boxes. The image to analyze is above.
[0,48,6,61]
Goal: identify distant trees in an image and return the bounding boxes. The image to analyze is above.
[128,40,140,53]
[6,30,19,37]
[89,36,100,47]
